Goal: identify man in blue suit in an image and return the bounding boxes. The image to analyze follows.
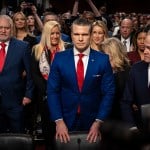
[47,18,115,143]
[121,33,150,130]
[0,15,34,133]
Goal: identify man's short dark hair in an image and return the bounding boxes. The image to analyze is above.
[71,18,92,33]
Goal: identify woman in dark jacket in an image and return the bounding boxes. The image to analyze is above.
[101,37,130,121]
[127,27,148,65]
[31,20,72,150]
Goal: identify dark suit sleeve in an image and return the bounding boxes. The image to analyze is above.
[47,53,63,121]
[97,56,115,120]
[120,68,136,127]
[23,44,34,99]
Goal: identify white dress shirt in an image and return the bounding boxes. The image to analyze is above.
[74,46,90,77]
[55,47,90,123]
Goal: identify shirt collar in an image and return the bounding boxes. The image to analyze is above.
[73,46,90,56]
[0,40,9,44]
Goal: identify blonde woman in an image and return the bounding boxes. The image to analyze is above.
[91,20,109,51]
[12,11,37,49]
[12,11,37,133]
[101,37,130,121]
[31,20,72,149]
[32,20,72,79]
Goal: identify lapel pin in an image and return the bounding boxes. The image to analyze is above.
[91,59,95,62]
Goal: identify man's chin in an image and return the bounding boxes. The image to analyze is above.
[76,46,89,52]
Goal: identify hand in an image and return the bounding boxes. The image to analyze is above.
[31,5,37,14]
[20,1,28,11]
[87,121,101,143]
[22,97,31,106]
[55,120,70,143]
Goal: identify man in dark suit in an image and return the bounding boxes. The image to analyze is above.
[0,15,34,133]
[47,18,115,143]
[121,33,150,130]
[115,18,134,52]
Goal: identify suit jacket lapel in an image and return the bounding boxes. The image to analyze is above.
[82,50,95,92]
[136,62,149,90]
[4,38,16,69]
[142,62,149,88]
[67,49,79,92]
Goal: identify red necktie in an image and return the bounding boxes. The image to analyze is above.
[77,53,84,91]
[76,53,84,114]
[0,42,6,72]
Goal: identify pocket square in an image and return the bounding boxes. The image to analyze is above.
[93,74,101,77]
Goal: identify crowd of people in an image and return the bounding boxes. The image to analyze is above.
[0,0,150,150]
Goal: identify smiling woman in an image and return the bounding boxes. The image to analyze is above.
[30,20,72,149]
[90,20,109,51]
[12,11,37,50]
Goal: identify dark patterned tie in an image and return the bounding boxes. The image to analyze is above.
[123,40,127,50]
[0,42,6,72]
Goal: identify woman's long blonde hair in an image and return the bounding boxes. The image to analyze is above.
[91,20,109,50]
[101,37,130,72]
[33,21,65,60]
[12,11,31,37]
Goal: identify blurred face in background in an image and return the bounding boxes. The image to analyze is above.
[82,11,95,23]
[137,32,147,52]
[14,13,26,29]
[91,25,105,45]
[144,34,150,63]
[120,19,133,39]
[43,15,58,24]
[27,15,35,26]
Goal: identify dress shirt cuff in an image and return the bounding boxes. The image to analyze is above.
[129,126,138,131]
[55,118,63,122]
[95,119,104,123]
